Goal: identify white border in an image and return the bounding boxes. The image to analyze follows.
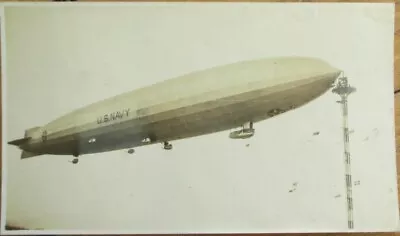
[0,1,292,7]
[0,2,396,235]
[0,1,388,7]
[1,4,8,235]
[1,228,399,236]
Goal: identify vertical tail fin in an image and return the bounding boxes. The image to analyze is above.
[8,126,41,146]
[24,126,42,138]
[21,150,42,159]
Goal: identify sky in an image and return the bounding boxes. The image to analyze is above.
[1,2,398,233]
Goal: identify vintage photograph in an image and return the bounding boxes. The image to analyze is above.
[0,2,398,234]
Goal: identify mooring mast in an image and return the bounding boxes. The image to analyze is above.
[332,75,356,229]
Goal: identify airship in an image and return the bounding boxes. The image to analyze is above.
[8,57,342,164]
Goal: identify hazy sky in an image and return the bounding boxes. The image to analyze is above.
[1,3,398,233]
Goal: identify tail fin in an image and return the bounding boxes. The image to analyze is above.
[24,126,41,138]
[8,126,42,146]
[21,151,42,159]
[8,137,31,146]
[8,126,43,159]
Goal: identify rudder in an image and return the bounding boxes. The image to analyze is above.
[21,151,42,159]
[24,126,42,138]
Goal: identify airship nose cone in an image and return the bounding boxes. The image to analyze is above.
[273,57,343,86]
[303,57,342,73]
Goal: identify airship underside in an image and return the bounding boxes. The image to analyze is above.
[8,57,342,162]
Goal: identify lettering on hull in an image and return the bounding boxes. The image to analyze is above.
[97,109,130,124]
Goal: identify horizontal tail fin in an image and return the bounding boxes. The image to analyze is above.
[8,137,31,146]
[8,126,42,146]
[21,151,42,159]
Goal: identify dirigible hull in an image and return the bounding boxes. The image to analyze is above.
[9,57,341,158]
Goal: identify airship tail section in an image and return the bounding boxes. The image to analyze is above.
[8,126,41,146]
[7,136,42,159]
[8,126,43,159]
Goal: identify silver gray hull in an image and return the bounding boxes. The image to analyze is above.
[27,72,338,156]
